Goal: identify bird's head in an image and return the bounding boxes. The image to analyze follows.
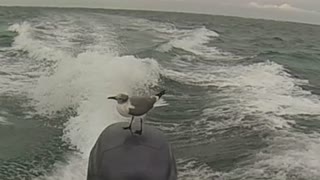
[108,93,129,104]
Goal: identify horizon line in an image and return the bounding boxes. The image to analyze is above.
[0,4,319,26]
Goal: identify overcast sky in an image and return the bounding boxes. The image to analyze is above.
[1,0,320,25]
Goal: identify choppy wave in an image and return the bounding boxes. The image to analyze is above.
[0,116,12,126]
[34,49,160,178]
[177,158,222,180]
[221,131,320,180]
[163,59,320,129]
[7,16,162,179]
[157,17,320,179]
[157,27,234,59]
[2,8,320,180]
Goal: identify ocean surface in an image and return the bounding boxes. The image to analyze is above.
[1,6,320,180]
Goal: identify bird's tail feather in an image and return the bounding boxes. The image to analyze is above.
[155,90,166,99]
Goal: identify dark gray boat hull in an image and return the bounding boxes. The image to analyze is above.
[87,122,177,180]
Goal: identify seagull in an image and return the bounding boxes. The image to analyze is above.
[108,90,165,135]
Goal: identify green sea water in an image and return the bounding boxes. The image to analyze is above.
[1,6,320,180]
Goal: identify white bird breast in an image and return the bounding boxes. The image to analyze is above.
[116,102,132,117]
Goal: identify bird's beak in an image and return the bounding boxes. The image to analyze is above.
[108,96,116,100]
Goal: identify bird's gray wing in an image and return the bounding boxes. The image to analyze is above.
[128,96,157,116]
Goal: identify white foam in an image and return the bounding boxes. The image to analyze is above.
[221,132,320,180]
[157,27,234,59]
[7,15,163,180]
[8,17,120,64]
[177,158,222,180]
[103,13,320,180]
[162,58,320,179]
[9,22,66,63]
[164,60,320,130]
[0,116,12,126]
[214,61,320,116]
[31,51,161,179]
[0,23,46,93]
[3,15,121,93]
[34,155,87,180]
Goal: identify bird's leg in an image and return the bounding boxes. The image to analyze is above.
[123,116,134,130]
[134,118,143,135]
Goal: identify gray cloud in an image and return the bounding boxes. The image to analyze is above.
[1,0,320,24]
